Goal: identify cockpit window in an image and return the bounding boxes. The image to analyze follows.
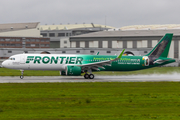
[9,58,15,60]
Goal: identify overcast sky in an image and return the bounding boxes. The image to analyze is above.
[1,0,180,27]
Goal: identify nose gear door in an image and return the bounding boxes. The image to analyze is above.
[20,55,26,64]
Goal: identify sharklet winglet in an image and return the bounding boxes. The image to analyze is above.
[117,49,125,59]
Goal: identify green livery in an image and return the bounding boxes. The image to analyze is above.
[2,33,176,79]
[24,33,174,71]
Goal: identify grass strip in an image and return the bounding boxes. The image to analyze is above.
[0,82,180,120]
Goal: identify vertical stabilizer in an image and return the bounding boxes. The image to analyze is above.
[146,33,173,58]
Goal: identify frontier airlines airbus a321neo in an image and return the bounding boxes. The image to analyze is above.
[1,33,176,79]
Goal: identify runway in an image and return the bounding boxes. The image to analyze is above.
[0,73,180,83]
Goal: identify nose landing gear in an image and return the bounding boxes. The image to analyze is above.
[20,70,24,79]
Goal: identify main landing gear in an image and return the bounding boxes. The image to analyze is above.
[84,69,94,79]
[20,70,24,79]
[84,74,94,79]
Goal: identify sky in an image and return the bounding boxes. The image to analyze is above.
[0,0,180,28]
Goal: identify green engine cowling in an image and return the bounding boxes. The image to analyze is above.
[66,66,82,76]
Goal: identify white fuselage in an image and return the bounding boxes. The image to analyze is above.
[1,54,79,71]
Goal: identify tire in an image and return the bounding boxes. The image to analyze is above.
[20,75,24,79]
[84,74,89,79]
[89,74,94,79]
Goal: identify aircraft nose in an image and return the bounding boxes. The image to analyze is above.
[2,61,7,68]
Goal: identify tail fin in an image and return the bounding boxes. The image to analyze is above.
[146,33,173,58]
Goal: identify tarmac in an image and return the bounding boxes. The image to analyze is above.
[0,73,180,83]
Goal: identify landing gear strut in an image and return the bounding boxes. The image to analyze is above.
[20,70,24,79]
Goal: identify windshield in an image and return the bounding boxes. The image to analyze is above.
[8,57,15,60]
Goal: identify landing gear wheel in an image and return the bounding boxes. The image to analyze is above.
[20,70,24,79]
[84,74,89,79]
[89,74,94,79]
[20,75,24,79]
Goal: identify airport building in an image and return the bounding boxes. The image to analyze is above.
[70,24,180,60]
[0,22,50,59]
[40,23,115,48]
[0,22,50,50]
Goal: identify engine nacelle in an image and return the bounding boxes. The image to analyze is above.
[66,66,81,76]
[123,51,134,56]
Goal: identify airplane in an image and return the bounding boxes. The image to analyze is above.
[1,33,175,79]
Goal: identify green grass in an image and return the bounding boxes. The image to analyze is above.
[1,67,180,76]
[0,82,180,120]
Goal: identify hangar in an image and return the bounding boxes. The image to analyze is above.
[0,22,50,51]
[70,24,180,60]
[40,23,114,48]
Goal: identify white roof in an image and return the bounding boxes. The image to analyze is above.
[120,24,180,30]
[40,24,115,30]
[0,22,39,32]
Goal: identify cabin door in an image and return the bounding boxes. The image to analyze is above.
[20,55,26,64]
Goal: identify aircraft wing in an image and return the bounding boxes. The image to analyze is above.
[76,49,125,71]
